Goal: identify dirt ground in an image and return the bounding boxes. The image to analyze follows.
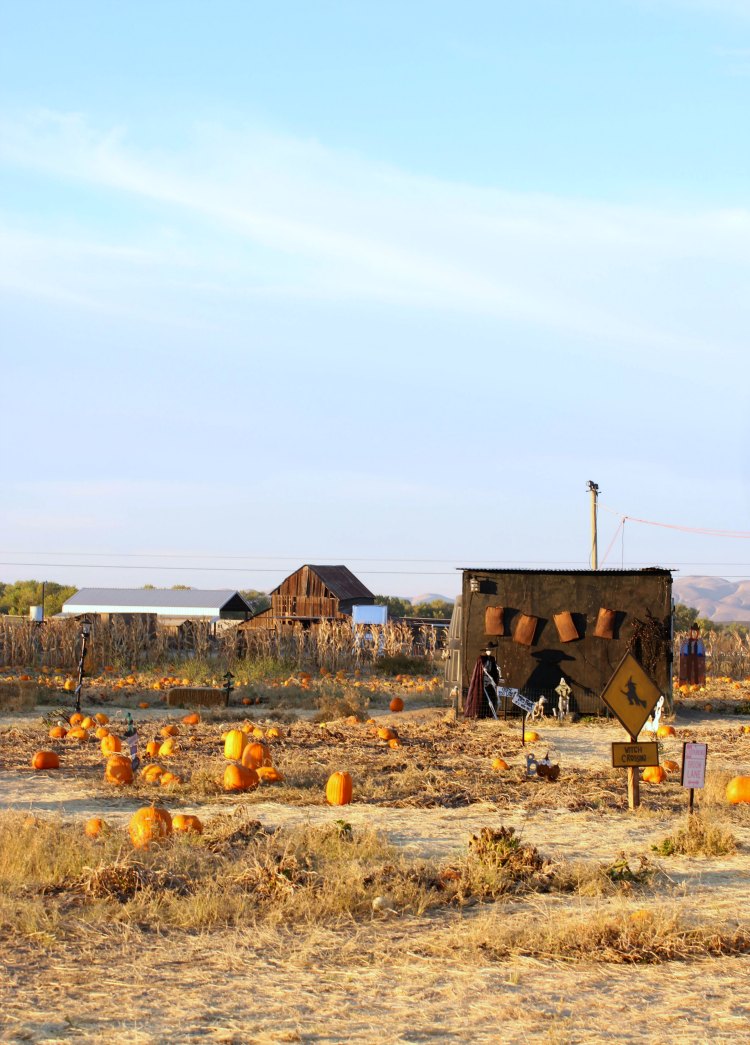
[2,701,750,1044]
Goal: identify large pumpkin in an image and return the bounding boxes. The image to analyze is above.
[326,771,353,806]
[105,753,134,786]
[141,764,165,784]
[241,741,271,768]
[129,806,172,849]
[32,750,60,770]
[224,729,247,761]
[726,776,750,804]
[389,697,404,713]
[223,763,259,792]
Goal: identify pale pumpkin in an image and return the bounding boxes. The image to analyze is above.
[224,729,247,761]
[158,738,179,758]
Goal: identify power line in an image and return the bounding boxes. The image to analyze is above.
[600,504,750,539]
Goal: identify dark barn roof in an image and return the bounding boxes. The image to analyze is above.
[460,567,672,576]
[271,565,374,601]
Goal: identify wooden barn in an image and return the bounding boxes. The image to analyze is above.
[240,565,375,632]
[460,567,673,716]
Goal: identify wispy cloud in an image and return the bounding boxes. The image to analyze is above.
[1,109,750,359]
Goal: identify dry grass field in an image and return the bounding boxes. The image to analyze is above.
[1,672,750,1044]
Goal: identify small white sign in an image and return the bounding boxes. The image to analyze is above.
[681,742,707,789]
[511,692,536,714]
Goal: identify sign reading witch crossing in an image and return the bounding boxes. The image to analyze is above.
[601,652,662,739]
[611,742,660,768]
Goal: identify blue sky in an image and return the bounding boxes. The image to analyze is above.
[1,0,749,597]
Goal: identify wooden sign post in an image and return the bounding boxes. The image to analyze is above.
[601,653,662,811]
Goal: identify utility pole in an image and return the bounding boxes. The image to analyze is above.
[587,481,599,569]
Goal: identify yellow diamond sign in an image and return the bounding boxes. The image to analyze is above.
[601,653,662,739]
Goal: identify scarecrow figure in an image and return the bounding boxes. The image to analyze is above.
[464,643,500,719]
[679,622,706,686]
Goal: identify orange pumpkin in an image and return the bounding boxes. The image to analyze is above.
[95,726,110,740]
[94,713,109,725]
[266,726,282,739]
[158,738,179,758]
[31,750,60,770]
[100,733,122,756]
[242,741,272,768]
[326,771,353,806]
[657,725,676,738]
[160,724,179,738]
[182,712,200,725]
[223,763,259,792]
[492,758,509,771]
[388,738,402,749]
[662,759,680,773]
[172,813,203,834]
[66,727,89,742]
[726,776,750,804]
[105,753,134,786]
[145,740,161,758]
[48,725,67,740]
[129,805,172,849]
[85,817,107,838]
[389,697,404,713]
[257,766,285,783]
[377,727,396,742]
[69,712,84,726]
[141,764,165,783]
[643,766,667,784]
[81,716,95,730]
[160,771,183,786]
[524,731,540,743]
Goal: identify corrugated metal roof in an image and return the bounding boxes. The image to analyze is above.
[64,588,249,609]
[459,567,673,576]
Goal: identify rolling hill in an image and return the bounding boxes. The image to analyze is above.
[672,576,750,622]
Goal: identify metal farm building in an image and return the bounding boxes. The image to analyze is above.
[460,567,673,716]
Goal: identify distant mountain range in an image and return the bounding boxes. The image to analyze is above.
[672,576,750,622]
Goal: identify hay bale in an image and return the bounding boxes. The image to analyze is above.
[165,686,227,708]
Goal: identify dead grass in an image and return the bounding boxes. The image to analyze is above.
[651,813,738,857]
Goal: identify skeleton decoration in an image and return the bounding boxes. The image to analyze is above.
[529,695,547,721]
[554,677,571,721]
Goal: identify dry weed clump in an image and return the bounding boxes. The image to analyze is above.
[450,905,750,964]
[651,814,738,857]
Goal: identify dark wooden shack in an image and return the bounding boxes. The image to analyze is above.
[240,565,375,632]
[460,568,673,715]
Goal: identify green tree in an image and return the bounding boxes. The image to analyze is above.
[0,580,77,617]
[239,589,271,614]
[411,599,454,619]
[374,595,412,618]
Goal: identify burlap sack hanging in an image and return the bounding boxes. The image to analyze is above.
[484,606,504,636]
[553,611,579,642]
[594,607,616,639]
